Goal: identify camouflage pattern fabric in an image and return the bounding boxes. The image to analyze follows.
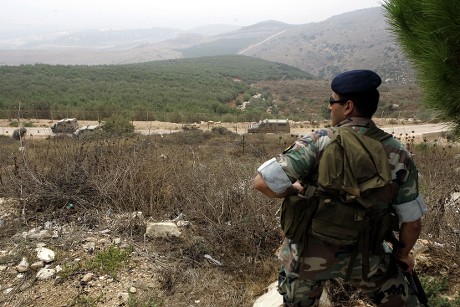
[277,118,418,206]
[278,236,421,306]
[273,117,422,306]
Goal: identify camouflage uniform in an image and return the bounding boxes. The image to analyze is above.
[258,117,427,306]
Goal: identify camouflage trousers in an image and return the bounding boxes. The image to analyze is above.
[277,235,421,307]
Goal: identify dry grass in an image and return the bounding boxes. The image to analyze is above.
[0,128,459,306]
[0,130,290,306]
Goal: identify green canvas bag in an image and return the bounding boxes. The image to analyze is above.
[311,126,393,245]
[280,186,319,244]
[279,126,399,278]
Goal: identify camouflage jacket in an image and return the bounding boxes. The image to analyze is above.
[272,117,427,223]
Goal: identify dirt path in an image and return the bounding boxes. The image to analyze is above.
[0,119,451,139]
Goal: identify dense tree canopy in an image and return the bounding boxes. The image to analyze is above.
[383,0,460,135]
[0,55,314,122]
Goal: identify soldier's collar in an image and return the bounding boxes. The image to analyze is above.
[336,117,375,128]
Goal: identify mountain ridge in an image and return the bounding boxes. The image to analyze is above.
[0,7,415,81]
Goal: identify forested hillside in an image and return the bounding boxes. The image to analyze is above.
[0,55,313,122]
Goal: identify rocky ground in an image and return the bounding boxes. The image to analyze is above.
[0,197,180,306]
[2,193,459,307]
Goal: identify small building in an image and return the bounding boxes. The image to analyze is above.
[50,118,78,134]
[74,124,102,138]
[248,119,290,133]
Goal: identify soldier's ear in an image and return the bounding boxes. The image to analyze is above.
[344,100,355,116]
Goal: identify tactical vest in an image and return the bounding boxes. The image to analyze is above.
[280,126,400,279]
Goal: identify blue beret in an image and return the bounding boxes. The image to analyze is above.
[331,70,381,95]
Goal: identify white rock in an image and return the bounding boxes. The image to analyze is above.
[204,254,222,266]
[16,273,25,279]
[145,221,181,238]
[36,268,56,280]
[16,257,29,272]
[55,265,63,273]
[31,261,44,270]
[176,220,191,227]
[131,211,143,219]
[113,238,122,245]
[129,286,137,293]
[54,276,63,285]
[81,273,94,284]
[253,282,282,307]
[451,192,460,204]
[413,240,429,254]
[253,282,332,307]
[3,287,13,295]
[171,213,184,222]
[25,228,52,240]
[36,247,55,263]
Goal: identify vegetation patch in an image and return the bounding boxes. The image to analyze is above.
[87,246,132,278]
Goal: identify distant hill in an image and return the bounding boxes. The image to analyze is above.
[238,8,414,82]
[0,7,414,82]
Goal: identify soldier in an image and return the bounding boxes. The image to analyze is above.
[254,70,427,306]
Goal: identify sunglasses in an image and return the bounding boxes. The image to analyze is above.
[328,97,349,105]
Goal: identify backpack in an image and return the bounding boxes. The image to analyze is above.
[280,126,400,279]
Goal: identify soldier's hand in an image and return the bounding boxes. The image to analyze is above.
[395,252,415,272]
[292,181,304,194]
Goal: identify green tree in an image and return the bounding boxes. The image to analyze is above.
[383,0,460,136]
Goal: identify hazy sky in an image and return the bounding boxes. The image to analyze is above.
[2,0,383,30]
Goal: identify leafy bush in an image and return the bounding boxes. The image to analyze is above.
[9,120,19,127]
[420,275,460,306]
[102,114,135,136]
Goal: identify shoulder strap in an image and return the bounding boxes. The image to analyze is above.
[318,126,392,204]
[363,125,392,142]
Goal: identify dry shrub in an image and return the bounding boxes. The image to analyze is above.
[5,131,456,306]
[0,130,286,306]
[410,140,460,250]
[325,279,373,307]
